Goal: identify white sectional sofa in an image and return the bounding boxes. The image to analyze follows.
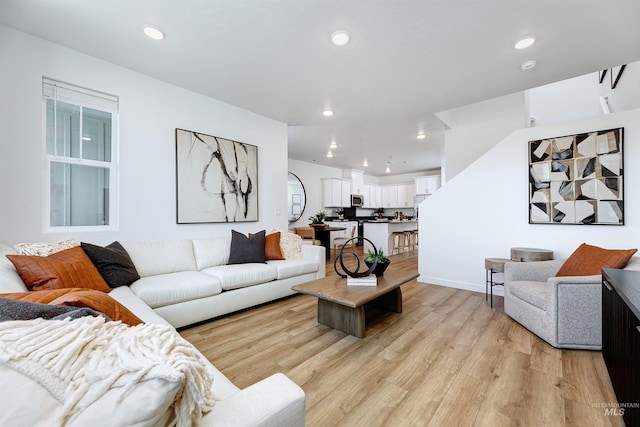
[0,235,326,426]
[119,236,325,328]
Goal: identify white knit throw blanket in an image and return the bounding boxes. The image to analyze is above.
[0,317,216,426]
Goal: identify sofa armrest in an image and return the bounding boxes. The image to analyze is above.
[504,259,565,283]
[198,373,305,427]
[301,245,326,278]
[548,274,602,286]
[550,275,603,348]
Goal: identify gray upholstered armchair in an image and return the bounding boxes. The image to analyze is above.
[504,257,640,350]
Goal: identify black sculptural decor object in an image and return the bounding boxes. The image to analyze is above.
[333,237,377,278]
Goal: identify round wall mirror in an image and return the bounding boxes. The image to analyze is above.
[287,172,306,222]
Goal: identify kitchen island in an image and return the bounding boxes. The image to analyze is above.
[363,220,417,255]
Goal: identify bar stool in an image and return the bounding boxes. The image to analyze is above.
[403,230,413,252]
[391,231,409,255]
[409,229,419,251]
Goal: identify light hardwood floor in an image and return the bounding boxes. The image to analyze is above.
[180,248,623,426]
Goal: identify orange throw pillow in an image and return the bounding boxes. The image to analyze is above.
[50,289,143,326]
[0,288,77,304]
[249,231,285,261]
[0,288,143,326]
[264,231,285,260]
[556,243,638,276]
[6,246,111,292]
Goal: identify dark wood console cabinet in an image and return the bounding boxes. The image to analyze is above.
[602,268,640,426]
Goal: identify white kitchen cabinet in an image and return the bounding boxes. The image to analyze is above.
[414,175,441,195]
[362,184,381,208]
[382,183,413,208]
[382,185,398,208]
[361,184,370,208]
[397,183,414,207]
[323,178,351,207]
[372,185,382,208]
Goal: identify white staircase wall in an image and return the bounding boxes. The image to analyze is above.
[418,108,640,295]
[436,92,527,184]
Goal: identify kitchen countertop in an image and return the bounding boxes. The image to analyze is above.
[365,219,417,223]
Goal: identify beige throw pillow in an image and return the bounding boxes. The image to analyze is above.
[279,232,303,259]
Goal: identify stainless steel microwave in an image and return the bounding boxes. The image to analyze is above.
[351,194,364,207]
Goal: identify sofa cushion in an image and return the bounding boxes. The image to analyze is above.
[507,281,548,311]
[193,236,232,270]
[130,271,223,309]
[108,286,172,326]
[0,317,214,426]
[557,243,638,276]
[0,244,27,293]
[6,247,111,292]
[81,241,140,288]
[0,366,178,427]
[229,230,265,264]
[202,264,277,291]
[266,259,319,280]
[121,240,197,277]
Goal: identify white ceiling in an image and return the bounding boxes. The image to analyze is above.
[2,0,640,176]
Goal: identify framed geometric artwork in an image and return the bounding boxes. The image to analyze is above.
[176,128,258,223]
[529,127,623,225]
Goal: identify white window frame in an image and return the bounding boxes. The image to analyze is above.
[42,77,119,232]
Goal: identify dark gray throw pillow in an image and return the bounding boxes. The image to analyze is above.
[228,230,266,264]
[81,241,140,288]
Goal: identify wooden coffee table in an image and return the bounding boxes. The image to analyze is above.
[292,268,419,338]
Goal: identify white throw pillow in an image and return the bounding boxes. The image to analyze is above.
[14,238,79,256]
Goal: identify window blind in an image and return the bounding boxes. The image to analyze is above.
[42,77,118,112]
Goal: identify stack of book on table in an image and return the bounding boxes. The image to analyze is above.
[347,275,377,287]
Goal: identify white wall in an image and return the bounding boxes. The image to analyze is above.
[418,108,640,294]
[287,158,345,228]
[436,92,526,184]
[0,25,288,245]
[528,61,640,127]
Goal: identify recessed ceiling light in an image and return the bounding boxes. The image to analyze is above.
[322,109,334,117]
[385,162,391,173]
[515,36,535,50]
[329,141,337,149]
[417,133,426,140]
[326,150,333,158]
[143,26,165,40]
[521,60,537,71]
[362,160,368,167]
[331,30,350,46]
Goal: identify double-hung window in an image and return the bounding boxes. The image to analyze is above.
[43,78,118,230]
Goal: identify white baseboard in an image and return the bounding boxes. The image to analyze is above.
[417,275,504,297]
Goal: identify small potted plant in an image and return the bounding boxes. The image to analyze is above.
[335,208,345,220]
[365,248,390,276]
[309,210,328,227]
[373,207,385,219]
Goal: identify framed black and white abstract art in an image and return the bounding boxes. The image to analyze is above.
[176,128,258,223]
[529,127,623,225]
